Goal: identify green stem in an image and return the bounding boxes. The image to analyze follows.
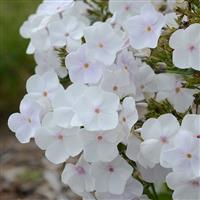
[150,183,159,200]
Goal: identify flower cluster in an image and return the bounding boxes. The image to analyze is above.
[8,0,200,199]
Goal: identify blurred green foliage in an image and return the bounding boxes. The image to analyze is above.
[0,0,41,118]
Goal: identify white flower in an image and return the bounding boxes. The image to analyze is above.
[61,156,95,193]
[35,113,82,164]
[181,114,200,139]
[8,98,42,143]
[166,171,200,200]
[138,164,171,184]
[126,134,151,168]
[48,14,84,47]
[155,74,196,112]
[165,12,179,29]
[74,86,120,131]
[51,83,87,128]
[116,49,138,74]
[35,49,68,78]
[31,26,51,52]
[80,128,121,162]
[109,0,148,23]
[37,0,74,16]
[124,4,165,49]
[66,44,105,84]
[100,68,135,98]
[26,71,63,108]
[119,97,138,143]
[133,63,156,101]
[84,22,123,65]
[140,114,180,167]
[19,14,46,39]
[161,130,200,176]
[95,178,144,200]
[91,156,132,194]
[169,23,200,70]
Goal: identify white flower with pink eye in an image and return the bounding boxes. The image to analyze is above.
[140,114,180,168]
[35,49,68,78]
[91,156,132,195]
[95,177,144,200]
[155,74,196,112]
[25,71,64,110]
[35,113,82,164]
[161,130,200,176]
[181,114,200,139]
[48,14,84,48]
[74,86,120,131]
[109,0,149,23]
[116,49,138,74]
[100,68,136,98]
[119,97,138,131]
[169,23,200,70]
[37,0,74,16]
[8,98,42,143]
[66,44,105,84]
[166,171,200,200]
[133,63,156,101]
[80,128,121,162]
[84,22,123,65]
[51,83,87,128]
[61,156,95,193]
[124,4,165,49]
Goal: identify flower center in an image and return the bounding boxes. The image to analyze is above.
[197,134,200,139]
[125,5,130,11]
[124,65,128,70]
[99,43,104,48]
[191,180,199,188]
[65,32,69,37]
[108,165,114,173]
[43,91,48,97]
[189,45,195,52]
[113,85,118,91]
[97,135,103,141]
[27,118,32,123]
[175,87,181,93]
[160,136,168,144]
[122,117,126,122]
[75,166,85,175]
[57,134,64,140]
[146,26,152,32]
[95,108,101,114]
[83,63,89,69]
[186,153,192,159]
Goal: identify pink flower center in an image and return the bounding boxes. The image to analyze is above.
[113,85,118,91]
[95,108,101,114]
[108,165,114,173]
[99,43,104,48]
[125,5,130,11]
[43,91,48,97]
[189,45,195,52]
[191,180,199,188]
[57,134,64,140]
[97,135,103,141]
[196,134,200,139]
[160,136,168,144]
[75,166,86,175]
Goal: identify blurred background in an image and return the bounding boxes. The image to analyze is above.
[0,1,79,199]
